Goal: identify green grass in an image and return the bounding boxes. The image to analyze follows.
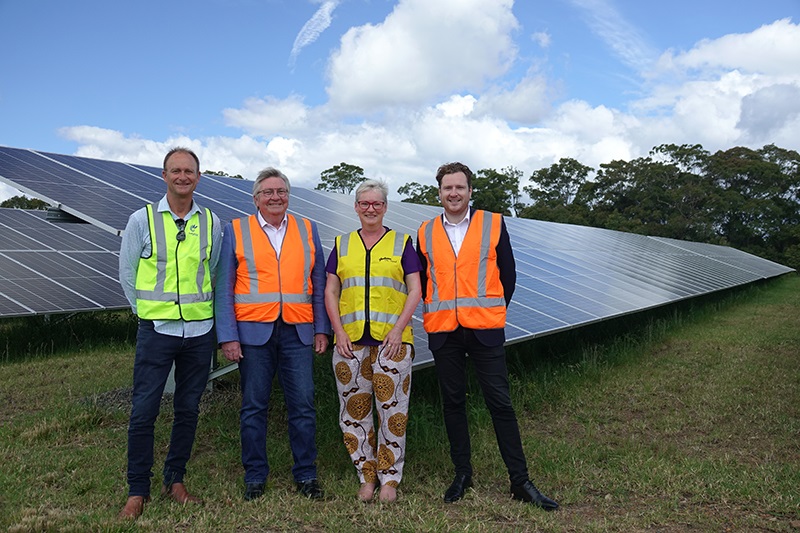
[1,275,799,532]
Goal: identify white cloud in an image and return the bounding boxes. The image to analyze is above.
[59,126,278,182]
[325,0,518,112]
[567,0,657,71]
[531,31,551,49]
[475,75,552,124]
[737,83,800,142]
[198,135,280,177]
[435,95,476,118]
[635,19,800,151]
[223,95,311,136]
[59,126,181,167]
[657,18,800,77]
[290,1,340,67]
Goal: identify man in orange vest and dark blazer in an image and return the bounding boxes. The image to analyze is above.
[215,167,330,502]
[416,162,559,511]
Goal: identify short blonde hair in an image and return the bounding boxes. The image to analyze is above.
[355,179,388,202]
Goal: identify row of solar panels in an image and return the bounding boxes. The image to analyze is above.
[0,145,794,367]
[0,208,125,317]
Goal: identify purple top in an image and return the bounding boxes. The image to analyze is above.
[326,228,422,345]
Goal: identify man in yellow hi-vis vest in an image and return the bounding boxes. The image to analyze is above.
[417,162,558,511]
[118,148,221,520]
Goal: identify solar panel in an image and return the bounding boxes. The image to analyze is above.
[0,208,127,317]
[0,145,794,370]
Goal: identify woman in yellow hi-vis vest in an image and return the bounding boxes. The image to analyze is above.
[324,179,422,504]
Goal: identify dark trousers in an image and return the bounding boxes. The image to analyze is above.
[431,327,529,485]
[126,320,214,496]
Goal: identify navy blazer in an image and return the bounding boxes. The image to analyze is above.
[417,208,516,350]
[215,216,331,347]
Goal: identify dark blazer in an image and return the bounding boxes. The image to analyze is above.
[417,208,515,350]
[215,215,331,347]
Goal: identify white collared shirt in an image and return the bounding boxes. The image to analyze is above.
[442,210,471,257]
[258,211,288,254]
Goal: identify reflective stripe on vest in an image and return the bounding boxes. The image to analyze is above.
[418,210,506,332]
[232,214,314,323]
[335,230,414,345]
[135,204,214,321]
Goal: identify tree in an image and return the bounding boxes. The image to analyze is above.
[643,144,718,242]
[315,163,365,194]
[0,195,49,210]
[398,182,439,206]
[472,167,522,216]
[524,157,592,207]
[578,157,651,233]
[500,166,525,216]
[520,158,593,224]
[578,152,721,242]
[706,145,800,262]
[203,169,243,179]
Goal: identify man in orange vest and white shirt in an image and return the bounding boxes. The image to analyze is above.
[215,167,330,501]
[416,162,558,511]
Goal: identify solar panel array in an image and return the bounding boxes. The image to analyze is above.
[0,208,126,317]
[0,145,794,368]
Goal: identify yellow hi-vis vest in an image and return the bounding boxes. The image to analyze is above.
[417,210,506,332]
[335,229,414,345]
[135,204,214,321]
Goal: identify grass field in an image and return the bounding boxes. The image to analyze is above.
[0,274,798,532]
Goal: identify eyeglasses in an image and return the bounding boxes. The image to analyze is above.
[357,201,385,210]
[176,219,186,242]
[256,188,289,198]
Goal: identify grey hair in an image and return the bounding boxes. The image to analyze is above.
[253,167,291,196]
[355,179,388,202]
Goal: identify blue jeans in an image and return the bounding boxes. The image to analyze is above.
[239,320,318,484]
[126,320,214,497]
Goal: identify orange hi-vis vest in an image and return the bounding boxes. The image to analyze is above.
[417,210,507,333]
[231,213,315,324]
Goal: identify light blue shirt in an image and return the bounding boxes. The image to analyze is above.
[119,195,222,338]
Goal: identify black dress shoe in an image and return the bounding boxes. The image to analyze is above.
[510,480,559,511]
[296,479,324,499]
[443,474,473,503]
[244,482,265,501]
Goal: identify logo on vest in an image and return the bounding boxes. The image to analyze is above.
[188,223,200,236]
[378,256,398,263]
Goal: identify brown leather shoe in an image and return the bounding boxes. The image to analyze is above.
[118,495,150,520]
[161,482,203,504]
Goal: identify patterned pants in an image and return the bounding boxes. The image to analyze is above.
[332,343,413,487]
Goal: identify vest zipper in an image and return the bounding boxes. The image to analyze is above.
[364,245,371,331]
[175,230,183,321]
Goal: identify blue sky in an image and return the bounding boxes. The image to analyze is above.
[1,0,799,202]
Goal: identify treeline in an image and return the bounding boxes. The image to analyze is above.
[316,144,800,270]
[522,144,799,270]
[518,145,800,268]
